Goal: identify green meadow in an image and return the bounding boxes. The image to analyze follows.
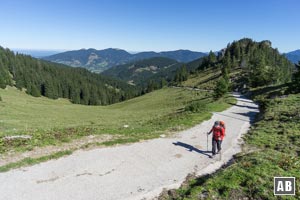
[0,86,234,154]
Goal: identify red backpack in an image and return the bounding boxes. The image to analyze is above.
[212,125,225,140]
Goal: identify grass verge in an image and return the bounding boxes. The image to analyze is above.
[161,85,300,200]
[0,150,72,173]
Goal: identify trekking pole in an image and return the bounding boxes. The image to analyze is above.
[219,140,222,161]
[206,133,208,152]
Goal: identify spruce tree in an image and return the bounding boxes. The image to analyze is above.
[214,77,228,99]
[146,80,155,92]
[208,51,217,65]
[174,65,188,82]
[293,62,300,91]
[30,85,41,97]
[160,78,167,88]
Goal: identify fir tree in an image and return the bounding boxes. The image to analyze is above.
[208,51,217,65]
[174,65,188,82]
[292,61,300,91]
[213,77,228,99]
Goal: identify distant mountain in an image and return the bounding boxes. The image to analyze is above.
[102,57,182,86]
[43,48,131,73]
[12,49,63,58]
[132,50,206,63]
[43,48,206,73]
[102,56,205,88]
[285,50,300,64]
[159,50,206,63]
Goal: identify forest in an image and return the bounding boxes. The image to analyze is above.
[195,38,294,98]
[0,46,138,105]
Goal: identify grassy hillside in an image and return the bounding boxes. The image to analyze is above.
[0,86,234,155]
[181,68,222,90]
[160,85,300,199]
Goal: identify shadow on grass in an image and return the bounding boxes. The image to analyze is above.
[173,141,211,158]
[250,83,289,97]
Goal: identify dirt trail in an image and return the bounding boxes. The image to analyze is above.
[0,93,259,200]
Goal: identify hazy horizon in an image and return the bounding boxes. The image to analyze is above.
[11,45,300,59]
[1,0,299,53]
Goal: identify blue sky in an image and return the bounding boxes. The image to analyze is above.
[0,0,299,52]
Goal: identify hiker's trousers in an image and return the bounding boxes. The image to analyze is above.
[212,139,222,155]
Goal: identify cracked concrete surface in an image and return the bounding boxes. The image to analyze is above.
[0,93,258,200]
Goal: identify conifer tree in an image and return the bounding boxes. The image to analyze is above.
[174,65,188,82]
[293,61,300,91]
[214,77,228,99]
[208,51,217,65]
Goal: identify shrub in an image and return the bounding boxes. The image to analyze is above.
[213,77,229,99]
[185,101,207,113]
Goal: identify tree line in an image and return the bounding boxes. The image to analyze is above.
[0,46,139,105]
[195,38,294,98]
[141,38,295,98]
[143,64,189,93]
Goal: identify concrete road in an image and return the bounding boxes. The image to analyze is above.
[0,93,258,200]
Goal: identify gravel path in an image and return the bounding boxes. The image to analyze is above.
[0,93,258,200]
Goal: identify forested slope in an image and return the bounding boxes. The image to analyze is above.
[0,46,138,105]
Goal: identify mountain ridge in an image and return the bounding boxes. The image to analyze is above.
[43,48,206,73]
[285,49,300,63]
[101,57,182,87]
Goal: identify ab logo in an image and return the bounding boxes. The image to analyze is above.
[274,177,295,195]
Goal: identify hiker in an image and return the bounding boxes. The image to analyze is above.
[207,121,225,157]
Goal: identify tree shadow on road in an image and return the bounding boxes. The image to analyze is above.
[172,141,211,158]
[213,111,258,122]
[232,111,258,122]
[228,102,258,110]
